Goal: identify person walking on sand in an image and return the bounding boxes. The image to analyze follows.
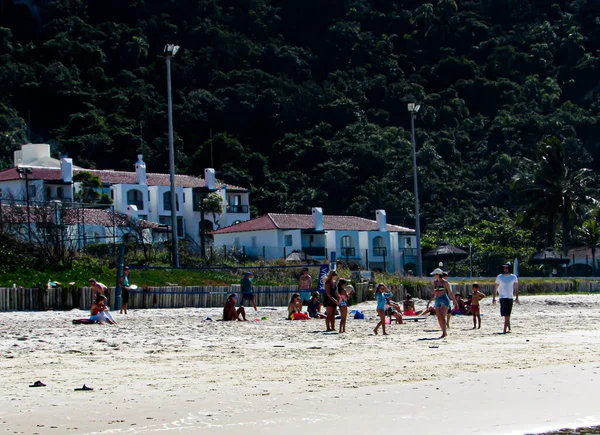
[323,270,339,332]
[298,267,312,304]
[240,272,258,312]
[89,278,107,303]
[119,266,132,315]
[493,262,519,334]
[470,283,486,329]
[373,283,394,335]
[427,268,457,338]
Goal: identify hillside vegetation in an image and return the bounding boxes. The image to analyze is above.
[1,0,600,246]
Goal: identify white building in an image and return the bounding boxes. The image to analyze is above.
[213,208,417,273]
[0,144,251,246]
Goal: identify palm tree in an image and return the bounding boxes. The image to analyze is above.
[512,137,595,254]
[579,218,600,276]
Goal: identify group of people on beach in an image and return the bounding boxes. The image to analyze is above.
[86,267,135,325]
[223,262,520,338]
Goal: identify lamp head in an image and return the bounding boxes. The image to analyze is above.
[164,44,180,56]
[407,103,421,113]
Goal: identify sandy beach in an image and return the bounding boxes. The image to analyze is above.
[2,294,600,434]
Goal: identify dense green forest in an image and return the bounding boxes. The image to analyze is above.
[1,0,600,249]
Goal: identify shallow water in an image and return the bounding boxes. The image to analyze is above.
[532,426,600,434]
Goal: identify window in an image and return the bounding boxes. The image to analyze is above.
[138,214,148,221]
[373,236,387,256]
[340,236,355,257]
[284,235,293,247]
[148,191,151,202]
[163,191,179,211]
[405,238,412,247]
[127,189,144,209]
[56,187,63,199]
[159,216,184,237]
[85,231,100,243]
[46,187,51,198]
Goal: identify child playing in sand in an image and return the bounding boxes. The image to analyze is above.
[287,293,303,320]
[307,292,326,319]
[90,295,117,325]
[470,283,486,329]
[374,283,394,335]
[338,283,354,333]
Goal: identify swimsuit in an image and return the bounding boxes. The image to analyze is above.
[470,304,480,314]
[432,280,450,308]
[323,283,339,308]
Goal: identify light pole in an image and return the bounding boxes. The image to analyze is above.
[16,166,33,242]
[408,103,423,276]
[165,44,180,268]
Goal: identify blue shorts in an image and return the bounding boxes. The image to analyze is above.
[434,295,451,308]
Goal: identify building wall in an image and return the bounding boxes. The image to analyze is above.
[214,229,281,258]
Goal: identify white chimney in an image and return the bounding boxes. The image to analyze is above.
[60,156,73,183]
[312,207,323,232]
[127,204,139,221]
[135,154,146,185]
[376,210,387,232]
[205,168,216,190]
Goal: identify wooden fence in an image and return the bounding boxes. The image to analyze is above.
[0,282,371,312]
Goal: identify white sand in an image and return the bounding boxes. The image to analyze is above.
[1,294,600,434]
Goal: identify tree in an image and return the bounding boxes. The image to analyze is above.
[203,192,224,229]
[578,218,600,276]
[512,137,596,254]
[73,171,112,205]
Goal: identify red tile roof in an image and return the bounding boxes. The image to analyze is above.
[0,167,246,190]
[213,213,414,234]
[0,204,163,229]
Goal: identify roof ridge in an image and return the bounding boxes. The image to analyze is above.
[266,213,280,229]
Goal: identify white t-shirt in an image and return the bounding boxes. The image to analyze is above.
[495,274,518,299]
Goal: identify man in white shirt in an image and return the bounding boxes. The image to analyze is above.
[492,262,519,334]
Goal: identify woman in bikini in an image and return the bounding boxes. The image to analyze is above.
[323,270,339,332]
[428,268,457,338]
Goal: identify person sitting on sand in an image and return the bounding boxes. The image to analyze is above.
[90,295,117,325]
[470,283,486,329]
[223,293,247,321]
[385,296,404,325]
[287,293,303,320]
[89,278,107,303]
[403,294,423,316]
[307,292,326,319]
[450,293,468,316]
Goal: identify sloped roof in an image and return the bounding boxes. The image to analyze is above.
[213,213,415,234]
[0,167,246,191]
[0,204,163,229]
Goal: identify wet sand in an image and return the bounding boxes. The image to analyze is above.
[1,294,600,434]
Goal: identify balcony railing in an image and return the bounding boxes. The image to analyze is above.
[373,247,388,256]
[341,247,356,257]
[302,247,327,257]
[227,205,249,214]
[400,248,418,257]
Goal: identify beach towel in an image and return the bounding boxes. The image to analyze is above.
[72,318,100,325]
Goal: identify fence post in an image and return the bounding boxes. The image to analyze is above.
[263,246,266,259]
[383,251,387,272]
[283,247,286,259]
[330,251,337,271]
[365,249,369,270]
[224,244,227,258]
[115,245,124,311]
[210,245,214,262]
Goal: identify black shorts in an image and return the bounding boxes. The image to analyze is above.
[242,293,254,302]
[500,298,513,317]
[121,289,130,304]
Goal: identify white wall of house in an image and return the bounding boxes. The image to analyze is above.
[214,229,280,258]
[279,229,302,253]
[0,179,45,202]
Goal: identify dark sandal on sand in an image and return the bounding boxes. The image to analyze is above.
[74,384,93,391]
[29,380,46,387]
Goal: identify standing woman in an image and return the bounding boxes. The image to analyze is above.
[428,268,457,338]
[119,266,132,315]
[323,270,339,331]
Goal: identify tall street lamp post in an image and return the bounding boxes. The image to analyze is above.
[408,103,423,276]
[16,166,33,242]
[165,44,180,268]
